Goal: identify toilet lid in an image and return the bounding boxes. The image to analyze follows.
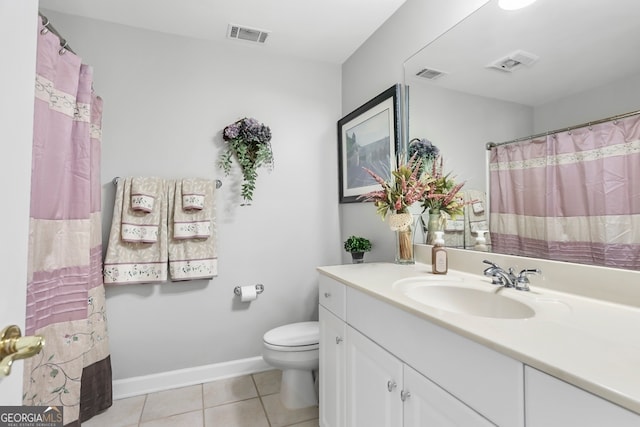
[263,321,319,348]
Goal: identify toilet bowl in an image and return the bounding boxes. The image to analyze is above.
[262,321,319,409]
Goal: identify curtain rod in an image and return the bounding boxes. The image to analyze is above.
[38,13,75,55]
[112,177,223,189]
[485,108,640,150]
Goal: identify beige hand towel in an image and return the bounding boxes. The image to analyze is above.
[103,178,168,285]
[464,189,491,248]
[181,178,207,211]
[121,177,163,243]
[168,179,218,281]
[173,178,213,239]
[131,176,160,212]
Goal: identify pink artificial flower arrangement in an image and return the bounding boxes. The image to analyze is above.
[359,154,430,220]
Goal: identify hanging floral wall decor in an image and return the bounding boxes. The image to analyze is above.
[219,117,273,204]
[408,137,440,176]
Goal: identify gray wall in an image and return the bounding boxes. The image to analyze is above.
[0,0,38,404]
[407,84,533,191]
[340,0,489,263]
[43,10,342,380]
[534,72,640,132]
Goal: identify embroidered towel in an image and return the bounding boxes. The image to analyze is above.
[181,178,206,211]
[173,178,213,239]
[131,176,160,212]
[464,189,491,247]
[103,178,168,285]
[168,179,218,280]
[122,177,163,243]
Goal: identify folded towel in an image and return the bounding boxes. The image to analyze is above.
[173,179,213,239]
[181,178,206,211]
[168,179,218,281]
[121,177,163,243]
[103,178,168,285]
[131,176,160,213]
[464,189,491,248]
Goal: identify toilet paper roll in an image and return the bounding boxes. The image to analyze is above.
[239,285,258,302]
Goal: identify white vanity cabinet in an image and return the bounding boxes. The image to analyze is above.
[318,274,510,427]
[346,283,524,427]
[403,364,494,426]
[319,305,346,427]
[336,316,493,427]
[346,325,403,426]
[319,275,347,427]
[525,366,640,427]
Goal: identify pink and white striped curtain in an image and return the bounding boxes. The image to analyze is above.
[489,113,640,270]
[23,16,112,426]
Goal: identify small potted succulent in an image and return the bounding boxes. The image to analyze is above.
[343,236,372,264]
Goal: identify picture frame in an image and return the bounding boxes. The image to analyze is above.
[338,84,401,203]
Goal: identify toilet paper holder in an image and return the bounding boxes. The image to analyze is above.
[234,284,264,296]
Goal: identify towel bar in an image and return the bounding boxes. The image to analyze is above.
[112,177,222,188]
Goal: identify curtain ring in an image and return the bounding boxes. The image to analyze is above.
[59,40,68,55]
[40,16,50,35]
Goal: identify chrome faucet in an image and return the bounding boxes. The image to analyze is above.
[482,260,541,291]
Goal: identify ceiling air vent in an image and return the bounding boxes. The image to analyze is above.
[488,50,539,72]
[416,67,447,80]
[227,24,270,44]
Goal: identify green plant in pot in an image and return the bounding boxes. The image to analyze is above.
[343,236,372,264]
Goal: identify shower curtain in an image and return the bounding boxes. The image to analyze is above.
[22,16,112,426]
[489,113,640,270]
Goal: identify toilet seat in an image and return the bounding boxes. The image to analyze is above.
[263,321,319,352]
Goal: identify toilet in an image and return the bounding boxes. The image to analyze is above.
[262,321,319,409]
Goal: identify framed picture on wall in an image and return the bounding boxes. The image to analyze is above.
[338,84,400,203]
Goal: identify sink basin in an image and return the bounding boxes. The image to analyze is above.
[393,278,535,319]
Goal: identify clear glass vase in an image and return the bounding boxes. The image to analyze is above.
[426,211,446,245]
[389,211,416,264]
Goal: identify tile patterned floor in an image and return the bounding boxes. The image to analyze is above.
[84,370,319,427]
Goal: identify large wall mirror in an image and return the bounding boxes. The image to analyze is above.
[404,0,640,270]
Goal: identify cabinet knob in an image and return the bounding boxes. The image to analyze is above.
[335,336,343,344]
[324,292,331,298]
[387,380,397,392]
[400,390,411,401]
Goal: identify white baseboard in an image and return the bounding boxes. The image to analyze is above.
[112,356,272,400]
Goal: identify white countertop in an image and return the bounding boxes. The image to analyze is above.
[317,262,640,415]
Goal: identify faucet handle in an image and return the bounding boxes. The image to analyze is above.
[483,259,499,268]
[518,268,542,278]
[515,268,542,291]
[482,260,501,276]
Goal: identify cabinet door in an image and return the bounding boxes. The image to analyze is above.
[346,326,403,427]
[319,306,347,427]
[525,366,640,427]
[403,365,494,427]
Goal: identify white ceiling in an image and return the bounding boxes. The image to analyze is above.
[404,0,640,106]
[40,0,407,64]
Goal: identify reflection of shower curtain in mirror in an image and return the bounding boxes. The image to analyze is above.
[489,114,640,270]
[23,16,112,425]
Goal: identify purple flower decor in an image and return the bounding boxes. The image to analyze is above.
[409,138,440,176]
[219,117,273,204]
